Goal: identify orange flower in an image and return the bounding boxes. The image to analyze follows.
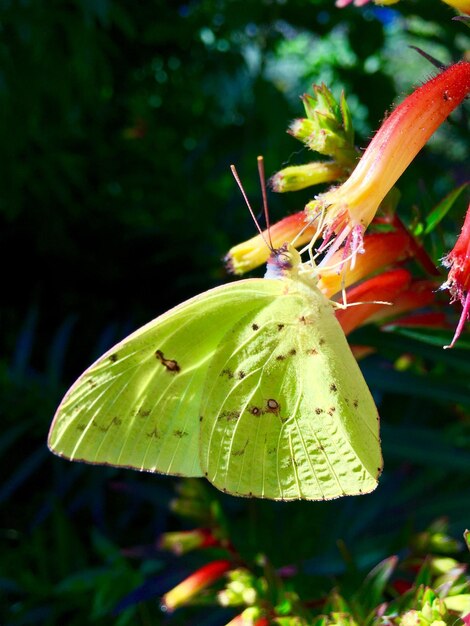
[307,62,470,265]
[442,203,470,348]
[162,560,232,611]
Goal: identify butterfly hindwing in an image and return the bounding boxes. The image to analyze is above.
[199,282,382,500]
[48,280,284,477]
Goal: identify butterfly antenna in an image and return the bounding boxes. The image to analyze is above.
[230,163,272,252]
[257,156,274,251]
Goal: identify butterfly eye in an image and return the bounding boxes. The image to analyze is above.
[277,245,301,270]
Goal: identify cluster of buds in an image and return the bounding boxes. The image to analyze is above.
[227,61,470,347]
[270,84,356,196]
[400,588,452,626]
[287,84,357,166]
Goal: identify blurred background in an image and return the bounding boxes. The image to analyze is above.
[1,1,470,624]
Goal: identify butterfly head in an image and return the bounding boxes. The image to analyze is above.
[264,243,303,280]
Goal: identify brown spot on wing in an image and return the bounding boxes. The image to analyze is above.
[147,427,160,439]
[173,429,188,438]
[155,350,180,373]
[330,383,337,392]
[232,440,248,456]
[277,323,285,331]
[252,323,259,331]
[266,399,280,414]
[219,410,240,422]
[109,353,119,362]
[97,416,121,432]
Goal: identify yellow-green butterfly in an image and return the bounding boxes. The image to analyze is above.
[48,241,382,501]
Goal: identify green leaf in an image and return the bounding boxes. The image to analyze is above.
[423,184,469,236]
[386,327,470,353]
[354,556,398,616]
[340,91,354,145]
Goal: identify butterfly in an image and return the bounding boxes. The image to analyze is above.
[48,241,383,501]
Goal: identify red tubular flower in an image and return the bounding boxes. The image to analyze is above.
[318,230,412,298]
[366,280,438,324]
[442,203,470,348]
[307,62,470,265]
[162,559,233,612]
[337,275,438,336]
[335,268,411,335]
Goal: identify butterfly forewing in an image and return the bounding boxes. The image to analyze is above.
[48,280,284,477]
[199,281,382,500]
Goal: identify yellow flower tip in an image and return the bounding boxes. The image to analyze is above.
[158,528,218,555]
[442,0,470,15]
[270,161,344,193]
[288,118,316,143]
[225,211,318,275]
[442,203,470,348]
[161,559,232,612]
[308,61,470,262]
[225,233,272,276]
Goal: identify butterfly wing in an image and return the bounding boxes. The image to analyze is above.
[199,281,382,500]
[48,280,284,477]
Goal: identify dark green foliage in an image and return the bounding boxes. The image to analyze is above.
[1,1,469,624]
